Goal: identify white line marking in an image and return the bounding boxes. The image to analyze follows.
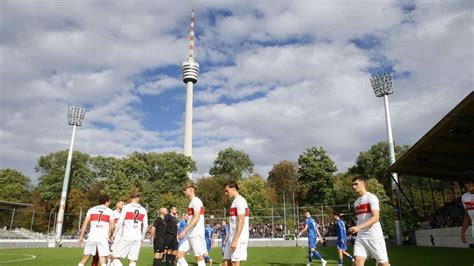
[0,253,37,264]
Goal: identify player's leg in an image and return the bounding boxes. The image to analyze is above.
[204,239,213,264]
[176,237,191,266]
[337,249,343,266]
[222,239,232,266]
[153,237,165,266]
[189,237,206,266]
[230,240,247,266]
[353,238,368,266]
[342,250,354,262]
[308,237,326,265]
[365,238,389,266]
[78,255,90,266]
[97,240,111,266]
[127,240,142,266]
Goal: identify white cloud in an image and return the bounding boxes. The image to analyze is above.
[0,1,472,184]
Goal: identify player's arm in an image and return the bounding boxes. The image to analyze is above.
[79,215,91,246]
[113,208,126,239]
[142,211,149,240]
[108,215,115,241]
[181,208,200,236]
[461,209,471,243]
[298,223,308,236]
[231,213,245,251]
[348,210,380,235]
[316,226,324,243]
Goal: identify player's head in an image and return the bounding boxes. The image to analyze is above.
[130,192,140,203]
[333,212,340,220]
[182,212,188,220]
[183,181,197,197]
[159,207,168,216]
[99,195,110,206]
[224,181,239,198]
[304,211,311,218]
[352,176,367,195]
[169,206,177,215]
[460,171,474,192]
[221,220,227,226]
[115,200,124,211]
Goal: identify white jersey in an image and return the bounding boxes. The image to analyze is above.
[354,192,384,239]
[86,205,114,241]
[229,195,249,243]
[115,203,148,241]
[187,196,205,238]
[461,192,474,237]
[113,210,121,224]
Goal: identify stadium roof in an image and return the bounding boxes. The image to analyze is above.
[389,91,474,180]
[0,201,33,210]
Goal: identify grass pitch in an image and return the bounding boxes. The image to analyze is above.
[0,245,472,265]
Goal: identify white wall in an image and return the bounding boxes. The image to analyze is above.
[415,226,473,248]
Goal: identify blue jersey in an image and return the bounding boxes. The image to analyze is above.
[178,219,187,235]
[205,225,215,241]
[306,217,319,238]
[221,225,228,241]
[336,219,347,240]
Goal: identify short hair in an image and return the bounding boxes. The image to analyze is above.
[183,181,197,191]
[99,195,110,205]
[352,176,367,185]
[460,171,474,184]
[333,212,341,217]
[224,181,239,191]
[130,192,140,198]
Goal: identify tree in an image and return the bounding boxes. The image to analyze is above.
[196,175,230,211]
[237,174,276,218]
[36,150,96,207]
[349,142,409,191]
[366,178,394,237]
[267,160,299,202]
[209,148,254,180]
[0,168,31,203]
[297,147,337,205]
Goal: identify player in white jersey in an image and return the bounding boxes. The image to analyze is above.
[78,195,115,266]
[460,171,474,247]
[108,200,124,265]
[348,176,389,266]
[223,181,249,266]
[177,181,207,266]
[110,193,148,266]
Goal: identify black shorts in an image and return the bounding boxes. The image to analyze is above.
[164,234,178,250]
[154,237,166,253]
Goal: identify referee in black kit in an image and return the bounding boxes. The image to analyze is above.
[164,206,179,266]
[151,207,168,266]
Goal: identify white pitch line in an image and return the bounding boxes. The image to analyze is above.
[0,253,37,264]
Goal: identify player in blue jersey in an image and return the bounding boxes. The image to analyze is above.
[177,213,188,248]
[204,221,214,265]
[298,211,327,266]
[334,213,354,266]
[220,220,229,257]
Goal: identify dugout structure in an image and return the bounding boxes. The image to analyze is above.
[389,91,473,223]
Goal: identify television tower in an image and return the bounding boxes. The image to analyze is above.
[182,9,199,178]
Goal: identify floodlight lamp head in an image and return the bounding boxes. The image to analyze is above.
[370,72,394,97]
[67,106,86,126]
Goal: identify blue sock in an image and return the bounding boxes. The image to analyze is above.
[204,255,210,262]
[308,253,313,262]
[312,250,323,261]
[338,259,343,264]
[346,254,354,261]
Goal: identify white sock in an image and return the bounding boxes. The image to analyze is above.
[129,263,136,266]
[112,259,123,266]
[102,264,107,266]
[177,258,188,266]
[197,260,206,266]
[78,264,84,266]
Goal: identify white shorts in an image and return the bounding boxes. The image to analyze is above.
[178,236,207,257]
[84,239,110,257]
[110,236,121,252]
[353,238,389,263]
[112,239,141,261]
[223,239,248,262]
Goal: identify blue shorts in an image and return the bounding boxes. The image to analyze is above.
[337,238,348,250]
[308,236,317,249]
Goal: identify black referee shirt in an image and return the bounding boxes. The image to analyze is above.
[164,213,178,235]
[153,216,166,238]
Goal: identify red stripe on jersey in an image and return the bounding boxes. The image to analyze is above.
[188,207,205,215]
[90,214,110,222]
[115,218,119,224]
[229,207,249,217]
[355,203,372,215]
[124,212,145,222]
[465,201,474,211]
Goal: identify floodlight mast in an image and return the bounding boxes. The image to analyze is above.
[370,73,402,246]
[55,107,86,246]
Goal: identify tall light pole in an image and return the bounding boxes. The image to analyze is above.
[182,9,199,179]
[370,73,402,246]
[55,106,86,246]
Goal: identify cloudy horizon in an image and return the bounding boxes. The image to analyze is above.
[1,0,472,182]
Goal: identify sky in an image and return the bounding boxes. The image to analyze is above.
[1,0,473,183]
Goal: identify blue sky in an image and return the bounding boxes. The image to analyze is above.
[1,0,472,181]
